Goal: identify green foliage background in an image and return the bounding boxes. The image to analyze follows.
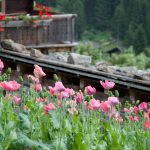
[34,0,150,54]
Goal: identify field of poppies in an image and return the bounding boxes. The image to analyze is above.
[0,59,150,150]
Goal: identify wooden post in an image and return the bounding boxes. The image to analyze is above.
[2,0,6,14]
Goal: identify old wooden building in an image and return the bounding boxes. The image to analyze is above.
[0,0,76,51]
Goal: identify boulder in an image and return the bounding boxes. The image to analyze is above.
[30,49,44,58]
[96,61,110,72]
[1,39,27,53]
[134,69,150,81]
[96,61,118,74]
[115,66,138,77]
[48,52,69,62]
[67,53,91,67]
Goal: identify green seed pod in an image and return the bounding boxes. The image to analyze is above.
[53,74,59,82]
[7,67,11,74]
[114,90,119,97]
[19,76,23,82]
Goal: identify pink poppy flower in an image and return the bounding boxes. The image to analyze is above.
[0,80,21,91]
[138,102,147,111]
[54,82,65,92]
[49,86,54,96]
[34,83,42,92]
[85,85,96,95]
[133,106,138,115]
[66,100,77,107]
[44,102,55,114]
[134,116,139,122]
[34,64,46,78]
[100,80,115,90]
[124,107,134,114]
[64,88,74,97]
[144,113,149,121]
[128,116,139,122]
[27,75,39,83]
[74,93,83,103]
[115,116,123,124]
[89,99,101,110]
[123,108,130,113]
[142,121,150,130]
[12,96,20,104]
[84,101,89,110]
[128,116,134,121]
[67,107,78,115]
[0,59,4,71]
[36,98,47,103]
[107,97,119,106]
[59,91,70,99]
[99,101,110,113]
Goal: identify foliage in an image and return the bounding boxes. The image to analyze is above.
[75,43,150,70]
[40,0,150,54]
[109,46,150,69]
[74,42,104,65]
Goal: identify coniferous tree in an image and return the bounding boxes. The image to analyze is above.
[58,0,85,38]
[93,0,112,30]
[124,23,147,54]
[112,0,127,39]
[84,0,95,27]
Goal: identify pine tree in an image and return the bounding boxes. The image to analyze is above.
[84,0,95,27]
[112,0,127,39]
[93,0,112,30]
[58,0,85,38]
[124,23,147,54]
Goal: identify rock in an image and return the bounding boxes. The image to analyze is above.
[48,52,69,62]
[106,66,118,74]
[115,66,137,77]
[134,69,150,81]
[88,65,97,70]
[1,39,27,53]
[68,53,91,67]
[96,61,118,74]
[96,61,110,72]
[30,49,43,58]
[95,61,109,67]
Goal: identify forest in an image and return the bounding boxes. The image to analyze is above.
[35,0,150,55]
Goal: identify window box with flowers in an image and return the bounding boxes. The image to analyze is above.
[0,0,76,50]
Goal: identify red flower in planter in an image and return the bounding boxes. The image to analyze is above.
[0,13,6,21]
